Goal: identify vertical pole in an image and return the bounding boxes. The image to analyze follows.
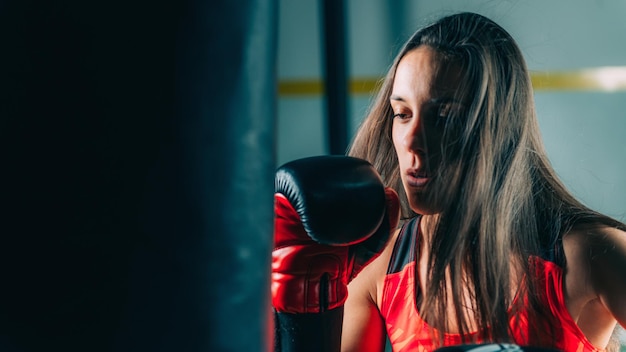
[321,0,350,155]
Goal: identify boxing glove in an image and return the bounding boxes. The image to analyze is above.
[272,155,400,352]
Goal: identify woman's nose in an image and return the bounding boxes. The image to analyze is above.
[403,116,427,154]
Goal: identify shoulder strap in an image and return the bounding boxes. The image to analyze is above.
[386,216,420,275]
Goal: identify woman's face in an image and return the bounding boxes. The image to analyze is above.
[391,46,463,215]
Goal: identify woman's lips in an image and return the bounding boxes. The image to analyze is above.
[406,170,429,188]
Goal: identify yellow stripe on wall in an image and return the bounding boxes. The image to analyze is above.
[531,67,626,92]
[278,66,626,96]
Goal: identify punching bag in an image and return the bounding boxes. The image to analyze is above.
[0,0,277,351]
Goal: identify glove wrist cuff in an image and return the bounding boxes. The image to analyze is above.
[274,307,344,352]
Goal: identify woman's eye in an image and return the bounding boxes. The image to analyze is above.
[393,113,410,120]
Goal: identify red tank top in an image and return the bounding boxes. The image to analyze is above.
[380,217,604,352]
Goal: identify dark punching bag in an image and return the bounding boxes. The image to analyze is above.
[0,0,277,351]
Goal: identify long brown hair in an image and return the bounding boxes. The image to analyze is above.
[349,12,625,347]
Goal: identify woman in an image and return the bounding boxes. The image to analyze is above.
[343,12,626,352]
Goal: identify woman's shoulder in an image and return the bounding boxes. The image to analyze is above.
[562,223,625,275]
[348,218,412,305]
[349,217,422,306]
[563,223,626,260]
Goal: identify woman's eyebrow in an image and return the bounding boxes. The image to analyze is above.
[427,96,463,105]
[389,95,464,106]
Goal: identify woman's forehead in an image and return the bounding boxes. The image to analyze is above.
[392,46,464,101]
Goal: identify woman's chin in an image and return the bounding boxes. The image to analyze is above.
[409,200,441,216]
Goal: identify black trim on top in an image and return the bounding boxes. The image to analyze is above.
[387,216,421,275]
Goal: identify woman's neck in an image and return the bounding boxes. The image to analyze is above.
[418,214,440,247]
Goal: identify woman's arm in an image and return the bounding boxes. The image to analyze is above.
[341,229,399,352]
[585,226,626,326]
[564,225,626,347]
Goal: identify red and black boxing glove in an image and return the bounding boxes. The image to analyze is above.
[272,155,400,352]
